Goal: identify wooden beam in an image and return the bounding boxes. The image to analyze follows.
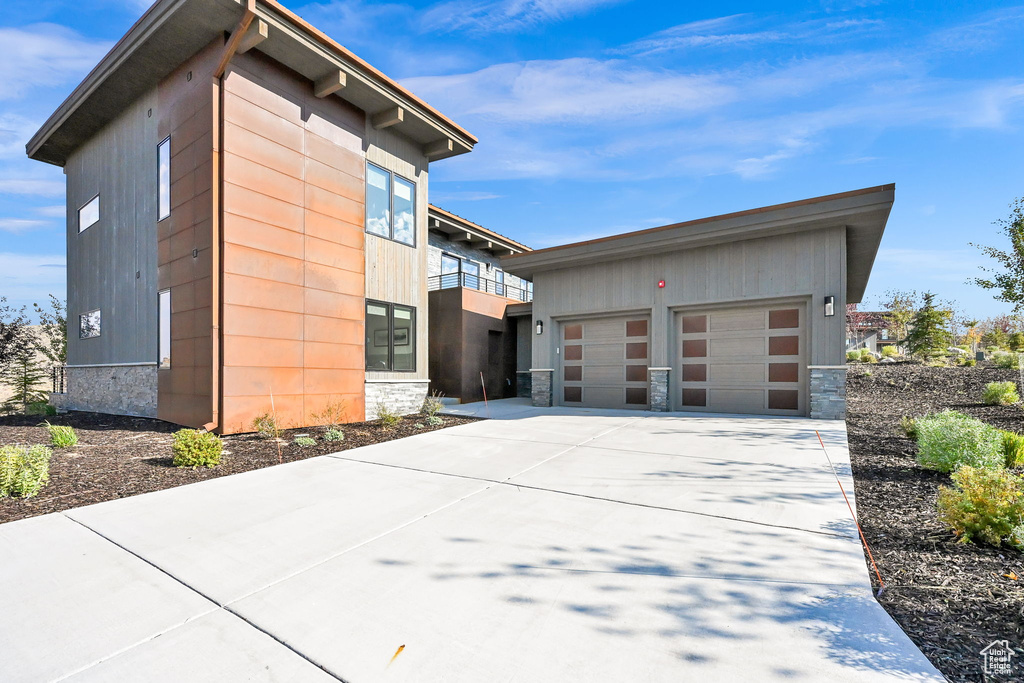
[214,0,256,79]
[371,106,404,129]
[454,231,472,243]
[237,18,268,54]
[314,70,347,98]
[424,138,454,159]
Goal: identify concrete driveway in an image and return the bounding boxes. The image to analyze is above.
[1,400,943,682]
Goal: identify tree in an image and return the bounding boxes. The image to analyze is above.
[845,304,871,348]
[0,297,28,373]
[33,295,66,365]
[964,319,982,354]
[880,289,919,345]
[1,334,49,413]
[972,197,1024,311]
[902,292,953,360]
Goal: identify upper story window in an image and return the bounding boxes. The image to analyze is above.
[80,309,101,339]
[365,300,416,372]
[158,137,171,221]
[78,195,100,233]
[365,161,415,247]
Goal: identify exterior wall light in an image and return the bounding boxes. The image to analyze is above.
[824,295,835,317]
[536,320,544,335]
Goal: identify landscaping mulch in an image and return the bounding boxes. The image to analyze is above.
[0,411,479,525]
[846,362,1024,682]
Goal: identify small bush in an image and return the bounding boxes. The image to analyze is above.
[846,350,861,363]
[421,391,445,419]
[324,428,345,442]
[252,413,281,440]
[172,429,222,468]
[899,416,918,440]
[991,350,1022,369]
[915,410,1004,473]
[983,381,1019,406]
[42,421,78,448]
[1003,431,1024,468]
[937,465,1024,549]
[375,401,402,430]
[425,415,444,427]
[294,436,316,447]
[880,345,899,358]
[963,358,977,367]
[25,401,56,416]
[0,445,52,498]
[310,399,348,428]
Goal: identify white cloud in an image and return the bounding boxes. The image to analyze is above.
[34,205,66,218]
[0,178,65,196]
[874,248,984,283]
[0,114,43,159]
[0,252,65,310]
[420,0,628,34]
[0,24,112,101]
[430,191,504,201]
[0,218,49,233]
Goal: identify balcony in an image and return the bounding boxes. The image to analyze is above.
[428,272,532,302]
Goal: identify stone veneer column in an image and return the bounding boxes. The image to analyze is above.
[809,366,847,420]
[52,364,158,418]
[516,371,533,399]
[531,369,553,407]
[364,381,430,420]
[649,368,670,412]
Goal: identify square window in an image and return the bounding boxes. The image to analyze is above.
[365,162,416,247]
[366,300,416,372]
[80,310,101,339]
[79,195,100,232]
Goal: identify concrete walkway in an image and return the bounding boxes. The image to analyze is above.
[1,402,943,682]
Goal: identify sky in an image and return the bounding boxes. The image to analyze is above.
[1,0,1023,320]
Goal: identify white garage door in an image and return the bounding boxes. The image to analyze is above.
[675,304,805,415]
[560,316,650,409]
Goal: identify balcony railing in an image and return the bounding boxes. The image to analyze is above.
[52,365,67,394]
[428,272,533,302]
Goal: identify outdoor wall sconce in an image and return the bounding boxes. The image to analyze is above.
[536,320,544,335]
[824,295,836,317]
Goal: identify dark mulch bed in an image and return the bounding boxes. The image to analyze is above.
[847,362,1024,681]
[0,411,479,524]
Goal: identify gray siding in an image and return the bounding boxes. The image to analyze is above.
[529,226,847,370]
[65,88,159,366]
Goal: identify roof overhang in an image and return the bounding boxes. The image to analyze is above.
[27,0,476,167]
[428,205,531,256]
[501,184,894,304]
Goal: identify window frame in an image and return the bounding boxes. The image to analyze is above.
[79,309,101,339]
[365,299,417,373]
[364,161,417,248]
[157,136,171,222]
[158,289,171,369]
[78,194,100,233]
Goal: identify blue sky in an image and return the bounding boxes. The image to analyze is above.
[1,0,1023,319]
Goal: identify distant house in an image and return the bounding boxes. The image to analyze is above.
[846,307,896,353]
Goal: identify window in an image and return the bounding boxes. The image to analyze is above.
[79,310,101,339]
[365,300,416,372]
[461,260,480,289]
[494,269,505,297]
[364,162,416,246]
[79,195,100,232]
[158,137,171,221]
[159,290,171,368]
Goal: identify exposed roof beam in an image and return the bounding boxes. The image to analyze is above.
[453,231,473,243]
[371,106,404,129]
[424,138,453,159]
[237,18,268,54]
[313,70,346,98]
[214,0,256,79]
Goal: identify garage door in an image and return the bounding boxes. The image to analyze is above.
[675,304,805,415]
[560,316,650,409]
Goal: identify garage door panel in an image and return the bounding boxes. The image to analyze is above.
[709,363,766,383]
[710,337,765,358]
[582,320,625,340]
[585,387,627,408]
[559,316,650,410]
[585,366,626,384]
[708,389,765,414]
[585,344,625,363]
[709,310,765,332]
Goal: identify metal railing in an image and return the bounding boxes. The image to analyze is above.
[52,365,67,394]
[428,272,533,302]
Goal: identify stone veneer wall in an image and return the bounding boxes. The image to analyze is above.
[809,367,847,420]
[516,371,532,398]
[531,370,552,407]
[649,368,670,412]
[364,381,430,420]
[51,365,158,418]
[427,233,530,295]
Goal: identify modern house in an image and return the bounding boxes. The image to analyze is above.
[425,205,533,404]
[28,0,476,433]
[503,185,894,419]
[846,307,896,353]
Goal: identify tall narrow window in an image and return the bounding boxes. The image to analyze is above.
[494,269,505,297]
[158,137,171,221]
[159,289,171,368]
[393,176,415,246]
[79,195,100,232]
[79,310,101,339]
[365,163,391,238]
[365,300,416,372]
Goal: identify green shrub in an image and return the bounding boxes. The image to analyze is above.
[172,429,222,468]
[310,399,347,429]
[846,350,861,363]
[294,436,316,447]
[42,421,78,448]
[425,415,444,427]
[1003,431,1024,468]
[252,413,281,439]
[421,391,445,419]
[880,345,899,358]
[915,411,1004,472]
[963,358,977,367]
[26,401,56,416]
[375,401,402,430]
[991,350,1021,369]
[1010,332,1024,352]
[937,465,1024,549]
[324,428,345,442]
[0,445,52,498]
[983,381,1019,406]
[899,416,918,440]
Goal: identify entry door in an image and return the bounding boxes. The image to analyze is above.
[676,304,805,415]
[560,316,650,409]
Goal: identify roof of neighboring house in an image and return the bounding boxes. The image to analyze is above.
[27,0,476,166]
[501,184,895,303]
[428,205,532,255]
